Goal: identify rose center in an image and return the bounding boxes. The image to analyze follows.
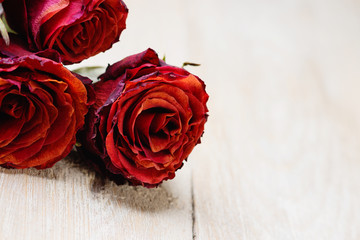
[0,94,28,119]
[58,8,111,58]
[132,107,182,154]
[147,108,179,135]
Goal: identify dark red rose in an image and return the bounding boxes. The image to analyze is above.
[2,0,128,64]
[78,49,209,187]
[0,54,90,169]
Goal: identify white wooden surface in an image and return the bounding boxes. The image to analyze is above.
[1,0,360,239]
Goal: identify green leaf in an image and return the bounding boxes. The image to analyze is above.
[182,62,201,68]
[0,18,9,46]
[71,66,105,82]
[1,14,16,34]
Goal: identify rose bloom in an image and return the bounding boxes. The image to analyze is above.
[0,54,90,169]
[2,0,128,64]
[78,49,209,187]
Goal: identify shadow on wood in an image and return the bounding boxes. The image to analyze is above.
[0,150,176,212]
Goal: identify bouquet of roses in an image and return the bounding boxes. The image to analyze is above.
[0,0,208,187]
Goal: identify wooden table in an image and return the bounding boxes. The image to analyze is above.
[1,0,360,239]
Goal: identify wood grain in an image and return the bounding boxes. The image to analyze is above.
[1,0,360,239]
[0,153,193,240]
[187,0,360,239]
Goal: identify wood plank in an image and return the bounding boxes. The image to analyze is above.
[0,153,193,240]
[188,0,360,239]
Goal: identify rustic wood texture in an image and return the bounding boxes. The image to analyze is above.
[1,0,360,239]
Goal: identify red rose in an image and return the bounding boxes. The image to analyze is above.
[0,54,90,169]
[2,0,128,64]
[78,49,209,187]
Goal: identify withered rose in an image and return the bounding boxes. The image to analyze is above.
[2,0,128,64]
[0,54,90,169]
[78,49,209,187]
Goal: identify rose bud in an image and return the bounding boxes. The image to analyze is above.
[2,0,128,64]
[77,49,209,187]
[0,54,91,169]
